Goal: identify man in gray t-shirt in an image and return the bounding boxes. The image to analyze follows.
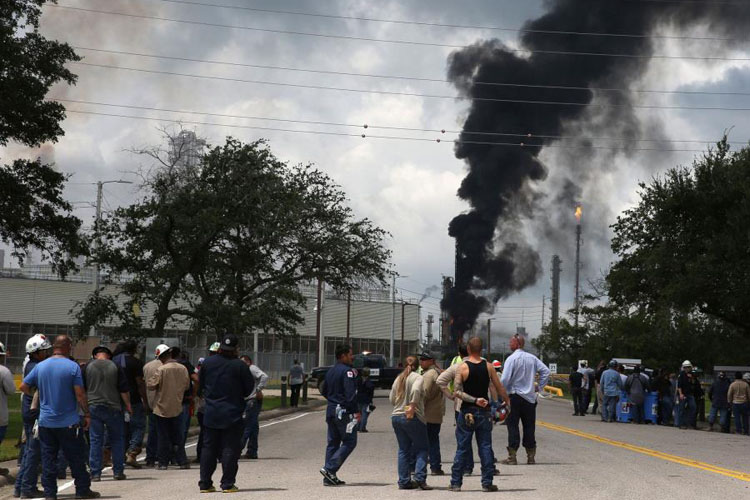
[85,346,131,481]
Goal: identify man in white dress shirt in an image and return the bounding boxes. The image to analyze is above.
[499,334,550,466]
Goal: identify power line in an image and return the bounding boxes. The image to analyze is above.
[73,46,750,97]
[51,4,750,61]
[130,0,749,42]
[69,62,750,112]
[61,109,712,152]
[54,98,748,146]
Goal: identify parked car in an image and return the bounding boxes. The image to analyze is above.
[311,352,402,392]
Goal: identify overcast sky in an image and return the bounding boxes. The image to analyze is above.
[3,0,750,338]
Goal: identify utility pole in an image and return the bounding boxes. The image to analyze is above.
[91,179,132,336]
[345,289,351,341]
[400,301,406,364]
[390,273,396,366]
[315,279,325,367]
[541,295,546,333]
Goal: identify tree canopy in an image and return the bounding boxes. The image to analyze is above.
[76,134,391,339]
[609,139,750,334]
[0,0,84,273]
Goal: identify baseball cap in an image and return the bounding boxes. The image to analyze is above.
[91,345,112,358]
[155,344,171,358]
[418,351,434,360]
[208,342,221,353]
[220,334,238,352]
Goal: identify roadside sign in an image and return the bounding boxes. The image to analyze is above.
[549,363,558,374]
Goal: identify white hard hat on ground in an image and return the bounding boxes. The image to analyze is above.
[26,334,51,354]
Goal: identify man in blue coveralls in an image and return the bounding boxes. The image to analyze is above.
[319,344,360,486]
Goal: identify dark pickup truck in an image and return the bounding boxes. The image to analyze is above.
[310,353,401,391]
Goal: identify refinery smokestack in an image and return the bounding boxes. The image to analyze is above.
[574,204,582,329]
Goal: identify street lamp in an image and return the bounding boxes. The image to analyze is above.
[91,179,133,336]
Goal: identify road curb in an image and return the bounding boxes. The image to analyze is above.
[0,400,326,489]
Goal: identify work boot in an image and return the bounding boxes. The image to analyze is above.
[102,449,112,468]
[125,450,142,469]
[500,447,517,465]
[526,447,536,465]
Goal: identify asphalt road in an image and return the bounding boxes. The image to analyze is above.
[3,395,750,499]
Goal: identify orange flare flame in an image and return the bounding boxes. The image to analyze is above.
[575,204,582,222]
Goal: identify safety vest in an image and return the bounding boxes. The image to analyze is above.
[449,355,462,392]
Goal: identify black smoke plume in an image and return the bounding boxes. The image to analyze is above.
[443,0,750,344]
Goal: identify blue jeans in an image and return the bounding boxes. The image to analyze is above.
[146,412,158,462]
[630,402,645,424]
[324,414,358,474]
[391,415,428,486]
[708,405,729,430]
[358,403,370,431]
[602,395,618,422]
[156,415,187,467]
[454,411,473,473]
[733,402,750,435]
[127,401,146,453]
[451,408,494,488]
[39,425,91,497]
[15,421,41,494]
[179,402,191,445]
[242,400,261,455]
[426,423,442,471]
[660,396,674,425]
[675,396,696,427]
[89,405,125,476]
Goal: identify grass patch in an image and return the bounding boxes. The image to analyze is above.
[1,396,23,462]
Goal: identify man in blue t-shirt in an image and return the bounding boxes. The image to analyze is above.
[21,335,100,500]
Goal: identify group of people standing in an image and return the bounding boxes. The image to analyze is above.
[571,358,750,435]
[9,332,270,498]
[319,333,550,492]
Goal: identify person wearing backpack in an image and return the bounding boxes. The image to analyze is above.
[625,366,650,424]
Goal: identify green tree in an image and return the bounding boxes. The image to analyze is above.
[608,139,750,334]
[76,134,391,339]
[1,0,84,273]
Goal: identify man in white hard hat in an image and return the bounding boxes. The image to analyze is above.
[675,360,696,429]
[14,334,51,497]
[147,345,190,470]
[0,343,16,475]
[143,344,167,467]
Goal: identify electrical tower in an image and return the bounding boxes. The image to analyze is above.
[550,255,561,331]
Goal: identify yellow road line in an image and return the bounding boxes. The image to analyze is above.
[538,420,750,482]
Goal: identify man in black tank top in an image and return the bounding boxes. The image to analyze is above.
[449,337,510,492]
